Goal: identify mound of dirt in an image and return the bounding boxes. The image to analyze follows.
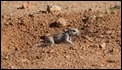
[1,1,121,69]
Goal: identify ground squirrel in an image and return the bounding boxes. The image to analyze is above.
[33,28,80,47]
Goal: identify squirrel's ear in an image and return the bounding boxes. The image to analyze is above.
[66,27,70,29]
[63,29,67,32]
[63,27,72,32]
[45,33,51,37]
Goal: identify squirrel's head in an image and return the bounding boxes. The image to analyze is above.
[66,28,80,36]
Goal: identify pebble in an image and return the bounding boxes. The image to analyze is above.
[100,43,106,49]
[56,18,67,27]
[47,5,61,14]
[23,2,30,9]
[10,13,13,16]
[6,22,13,26]
[21,58,29,62]
[100,64,104,67]
[6,22,10,25]
[106,30,112,34]
[99,35,104,38]
[5,56,9,59]
[82,15,89,22]
[64,55,70,59]
[17,2,30,10]
[79,56,84,59]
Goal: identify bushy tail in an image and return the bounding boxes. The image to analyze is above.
[33,41,48,47]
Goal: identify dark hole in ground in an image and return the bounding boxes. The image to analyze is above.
[17,6,25,9]
[49,21,60,28]
[28,14,34,18]
[40,36,46,39]
[39,10,48,13]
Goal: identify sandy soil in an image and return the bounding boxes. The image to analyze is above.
[1,1,121,69]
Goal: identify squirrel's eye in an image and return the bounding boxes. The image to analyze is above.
[72,30,76,32]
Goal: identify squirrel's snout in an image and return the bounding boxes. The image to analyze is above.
[76,31,80,36]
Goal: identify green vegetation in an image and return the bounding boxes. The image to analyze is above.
[109,5,121,10]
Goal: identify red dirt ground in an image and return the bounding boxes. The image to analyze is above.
[1,1,121,69]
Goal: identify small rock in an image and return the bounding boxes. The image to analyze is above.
[4,55,9,59]
[47,5,61,14]
[99,35,104,38]
[64,55,70,59]
[100,43,106,49]
[23,2,30,9]
[82,15,89,23]
[57,18,67,26]
[106,30,112,34]
[82,45,86,51]
[5,22,13,26]
[10,13,13,16]
[100,64,104,67]
[79,56,84,59]
[56,18,67,27]
[6,22,10,25]
[21,58,29,62]
[17,2,30,10]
